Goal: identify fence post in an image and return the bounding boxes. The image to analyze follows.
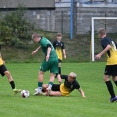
[70,0,73,39]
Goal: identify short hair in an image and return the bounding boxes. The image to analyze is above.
[98,28,106,36]
[69,72,77,79]
[32,32,41,39]
[57,33,62,37]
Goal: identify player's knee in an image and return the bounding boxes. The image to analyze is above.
[39,71,44,75]
[4,71,12,80]
[104,76,110,81]
[4,71,10,76]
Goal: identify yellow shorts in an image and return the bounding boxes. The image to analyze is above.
[60,84,70,96]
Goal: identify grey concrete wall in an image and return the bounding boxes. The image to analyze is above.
[25,6,117,34]
[1,3,117,34]
[76,7,117,34]
[0,0,55,8]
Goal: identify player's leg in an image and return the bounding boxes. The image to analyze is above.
[48,84,61,96]
[0,65,21,94]
[33,61,47,95]
[49,91,62,96]
[42,84,48,89]
[112,76,117,86]
[47,73,55,91]
[33,71,45,95]
[48,58,58,91]
[57,60,62,83]
[104,65,117,102]
[34,84,48,93]
[112,65,117,86]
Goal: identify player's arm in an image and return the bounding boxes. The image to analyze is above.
[60,75,68,79]
[78,88,86,98]
[46,44,51,62]
[62,43,66,59]
[31,46,41,55]
[63,49,66,59]
[95,44,111,59]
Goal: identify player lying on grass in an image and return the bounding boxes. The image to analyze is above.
[35,72,85,97]
[0,45,21,95]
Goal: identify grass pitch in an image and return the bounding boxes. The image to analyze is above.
[0,62,117,117]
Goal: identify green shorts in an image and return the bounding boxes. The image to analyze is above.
[40,57,58,74]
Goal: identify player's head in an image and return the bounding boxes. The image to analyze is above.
[98,28,106,38]
[68,72,77,82]
[57,33,62,41]
[32,32,41,43]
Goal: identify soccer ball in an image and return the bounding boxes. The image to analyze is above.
[21,90,30,98]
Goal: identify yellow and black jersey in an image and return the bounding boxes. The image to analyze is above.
[0,58,3,66]
[60,75,80,96]
[101,37,117,65]
[0,45,3,66]
[53,40,65,60]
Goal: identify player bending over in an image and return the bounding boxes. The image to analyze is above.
[32,32,58,95]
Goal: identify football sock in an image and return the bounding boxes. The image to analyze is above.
[48,82,53,89]
[105,81,115,98]
[38,82,43,92]
[10,81,15,89]
[55,74,58,78]
[114,81,117,86]
[55,67,61,78]
[58,67,61,74]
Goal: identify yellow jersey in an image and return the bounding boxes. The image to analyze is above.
[59,75,80,96]
[53,40,65,60]
[0,58,3,66]
[101,37,117,65]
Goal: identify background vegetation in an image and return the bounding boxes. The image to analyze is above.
[0,5,117,63]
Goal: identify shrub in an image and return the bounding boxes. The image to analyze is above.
[0,4,33,48]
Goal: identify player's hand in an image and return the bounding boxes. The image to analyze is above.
[64,55,66,59]
[31,51,36,55]
[95,54,101,59]
[46,55,50,62]
[82,95,86,98]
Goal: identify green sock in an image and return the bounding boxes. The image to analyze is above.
[48,82,53,89]
[38,82,43,92]
[38,82,43,87]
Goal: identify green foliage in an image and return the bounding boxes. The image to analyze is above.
[0,4,33,48]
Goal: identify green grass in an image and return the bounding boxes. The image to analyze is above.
[0,62,117,117]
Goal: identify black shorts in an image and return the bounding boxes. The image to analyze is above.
[0,65,7,76]
[52,84,60,91]
[104,65,117,76]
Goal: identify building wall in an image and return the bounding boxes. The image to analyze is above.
[0,2,117,34]
[25,6,117,34]
[0,0,55,8]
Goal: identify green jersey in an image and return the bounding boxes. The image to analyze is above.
[39,37,58,59]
